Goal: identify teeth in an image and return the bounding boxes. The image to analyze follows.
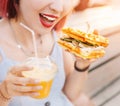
[41,14,56,21]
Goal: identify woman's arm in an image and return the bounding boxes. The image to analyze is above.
[62,50,89,102]
[0,83,11,106]
[0,99,9,106]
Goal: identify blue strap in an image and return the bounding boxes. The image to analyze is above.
[52,30,58,42]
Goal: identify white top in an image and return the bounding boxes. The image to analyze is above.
[0,31,73,106]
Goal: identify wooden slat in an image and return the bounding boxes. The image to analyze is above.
[85,56,120,97]
[103,93,120,106]
[92,77,120,106]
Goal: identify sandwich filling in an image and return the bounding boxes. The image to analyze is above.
[60,36,104,55]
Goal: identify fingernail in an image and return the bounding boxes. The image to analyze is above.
[35,80,40,83]
[22,84,26,86]
[36,86,43,90]
[33,93,40,96]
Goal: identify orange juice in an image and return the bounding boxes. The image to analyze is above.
[22,57,57,99]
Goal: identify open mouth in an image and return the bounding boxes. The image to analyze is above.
[39,13,58,28]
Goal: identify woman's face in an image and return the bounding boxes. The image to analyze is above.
[18,0,79,34]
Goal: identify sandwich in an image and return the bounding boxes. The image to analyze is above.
[57,27,109,59]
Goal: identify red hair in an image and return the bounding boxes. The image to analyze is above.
[0,0,8,17]
[0,0,19,19]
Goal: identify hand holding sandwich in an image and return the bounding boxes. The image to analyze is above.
[58,27,109,72]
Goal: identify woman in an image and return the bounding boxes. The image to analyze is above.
[0,0,94,106]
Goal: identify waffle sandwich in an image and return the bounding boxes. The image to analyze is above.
[58,27,109,59]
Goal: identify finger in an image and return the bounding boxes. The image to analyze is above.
[11,84,42,92]
[6,82,40,97]
[89,58,97,62]
[75,56,88,61]
[14,90,40,97]
[8,73,40,86]
[21,92,40,97]
[93,29,99,35]
[65,49,70,52]
[9,66,33,76]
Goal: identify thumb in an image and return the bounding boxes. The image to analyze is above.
[93,29,99,35]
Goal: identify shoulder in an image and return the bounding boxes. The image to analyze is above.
[0,19,11,62]
[0,19,12,43]
[0,19,9,42]
[0,18,10,35]
[0,18,8,29]
[0,20,8,47]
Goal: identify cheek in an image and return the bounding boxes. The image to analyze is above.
[29,0,51,10]
[73,0,80,7]
[63,1,75,14]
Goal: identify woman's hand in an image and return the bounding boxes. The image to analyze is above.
[1,66,42,99]
[74,56,96,70]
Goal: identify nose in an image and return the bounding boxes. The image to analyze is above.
[50,0,63,12]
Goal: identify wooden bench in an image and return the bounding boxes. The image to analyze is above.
[66,5,120,106]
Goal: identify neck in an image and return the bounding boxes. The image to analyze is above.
[9,19,53,57]
[9,19,38,57]
[9,19,43,47]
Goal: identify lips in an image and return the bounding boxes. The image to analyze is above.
[39,13,58,28]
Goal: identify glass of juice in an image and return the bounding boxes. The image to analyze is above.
[22,56,58,99]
